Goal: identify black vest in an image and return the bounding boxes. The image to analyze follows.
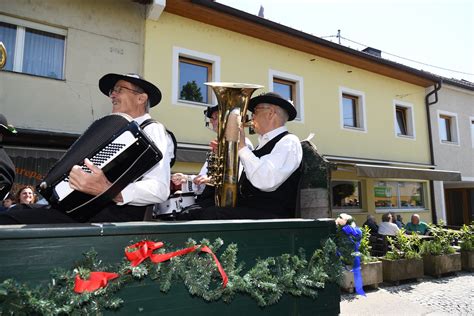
[238,131,301,218]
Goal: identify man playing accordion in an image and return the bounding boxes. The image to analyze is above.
[0,73,174,224]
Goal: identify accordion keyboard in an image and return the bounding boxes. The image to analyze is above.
[54,131,137,201]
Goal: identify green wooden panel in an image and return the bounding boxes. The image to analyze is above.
[0,219,340,315]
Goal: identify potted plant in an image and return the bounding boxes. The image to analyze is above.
[380,229,424,284]
[336,214,382,294]
[459,223,473,272]
[420,223,461,277]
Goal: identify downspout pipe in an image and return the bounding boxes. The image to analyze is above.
[425,80,442,224]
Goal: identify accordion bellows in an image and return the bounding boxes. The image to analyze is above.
[37,113,163,222]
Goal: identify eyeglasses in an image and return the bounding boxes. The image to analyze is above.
[108,86,142,96]
[252,105,272,116]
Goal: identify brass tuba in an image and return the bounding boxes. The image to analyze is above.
[0,42,6,69]
[205,82,262,207]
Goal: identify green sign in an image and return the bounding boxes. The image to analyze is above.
[374,186,391,198]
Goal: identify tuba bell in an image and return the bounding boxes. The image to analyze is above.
[205,82,262,207]
[0,42,7,70]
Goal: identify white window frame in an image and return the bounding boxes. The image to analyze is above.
[393,100,416,140]
[437,110,460,146]
[0,14,67,79]
[330,179,364,213]
[268,69,304,122]
[172,46,220,107]
[374,181,428,213]
[470,116,474,148]
[339,87,367,132]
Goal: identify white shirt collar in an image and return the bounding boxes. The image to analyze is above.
[257,126,288,148]
[132,113,151,125]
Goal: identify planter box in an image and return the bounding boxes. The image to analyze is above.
[461,250,474,272]
[381,258,424,284]
[341,261,383,293]
[423,253,462,277]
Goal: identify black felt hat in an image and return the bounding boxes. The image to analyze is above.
[248,92,297,121]
[0,114,17,135]
[99,73,162,107]
[204,105,218,118]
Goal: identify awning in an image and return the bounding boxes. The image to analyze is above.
[355,164,462,181]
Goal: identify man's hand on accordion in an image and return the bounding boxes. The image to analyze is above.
[69,158,122,202]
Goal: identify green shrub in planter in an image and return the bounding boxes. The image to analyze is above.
[384,229,422,260]
[381,230,423,283]
[459,223,473,252]
[420,223,462,276]
[359,226,379,264]
[420,224,458,256]
[460,223,474,272]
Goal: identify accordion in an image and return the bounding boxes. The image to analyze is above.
[37,113,163,222]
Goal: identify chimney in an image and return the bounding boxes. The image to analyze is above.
[258,5,264,18]
[362,47,381,58]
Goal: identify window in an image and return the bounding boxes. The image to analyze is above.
[331,180,362,209]
[343,94,358,127]
[0,15,66,79]
[172,47,220,107]
[273,78,294,103]
[393,101,415,138]
[437,110,459,144]
[179,57,211,104]
[471,117,474,148]
[269,70,304,121]
[374,181,425,209]
[339,87,366,131]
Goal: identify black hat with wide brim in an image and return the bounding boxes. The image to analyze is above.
[248,92,297,121]
[0,114,17,135]
[99,73,162,107]
[204,105,218,118]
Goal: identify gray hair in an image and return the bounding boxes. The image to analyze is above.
[272,104,289,125]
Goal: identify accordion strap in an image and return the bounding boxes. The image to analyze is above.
[140,119,177,167]
[140,118,157,129]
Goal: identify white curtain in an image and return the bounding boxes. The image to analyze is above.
[23,28,64,79]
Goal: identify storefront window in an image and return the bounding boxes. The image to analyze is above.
[374,181,424,209]
[331,180,362,209]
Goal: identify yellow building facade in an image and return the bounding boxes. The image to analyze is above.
[143,2,456,225]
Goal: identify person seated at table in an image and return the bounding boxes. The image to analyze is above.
[405,214,430,235]
[362,214,379,236]
[377,213,400,236]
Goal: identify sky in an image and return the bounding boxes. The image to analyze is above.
[217,0,474,82]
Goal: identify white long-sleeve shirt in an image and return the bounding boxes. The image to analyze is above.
[238,126,302,192]
[118,113,171,206]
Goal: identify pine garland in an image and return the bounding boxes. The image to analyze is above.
[0,238,342,315]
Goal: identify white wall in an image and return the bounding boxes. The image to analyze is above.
[0,0,146,134]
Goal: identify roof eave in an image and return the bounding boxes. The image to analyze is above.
[164,0,439,87]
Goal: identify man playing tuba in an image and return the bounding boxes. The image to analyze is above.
[177,92,302,220]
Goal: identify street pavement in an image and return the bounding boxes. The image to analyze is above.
[340,271,473,315]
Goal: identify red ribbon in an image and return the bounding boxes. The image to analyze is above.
[74,271,120,293]
[125,240,164,267]
[73,240,228,293]
[125,240,228,288]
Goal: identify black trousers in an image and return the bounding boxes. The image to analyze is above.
[0,203,146,224]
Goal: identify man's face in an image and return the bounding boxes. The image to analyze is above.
[252,104,273,135]
[109,80,145,117]
[210,111,219,132]
[412,216,420,225]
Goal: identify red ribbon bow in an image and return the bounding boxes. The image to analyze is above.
[74,271,120,293]
[125,240,228,288]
